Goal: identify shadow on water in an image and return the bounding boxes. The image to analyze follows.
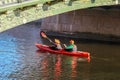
[41,35,120,80]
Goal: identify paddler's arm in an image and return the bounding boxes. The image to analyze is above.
[63,44,67,48]
[49,40,57,46]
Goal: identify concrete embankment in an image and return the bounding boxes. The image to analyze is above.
[40,8,120,43]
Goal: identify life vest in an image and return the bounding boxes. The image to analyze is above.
[73,45,77,51]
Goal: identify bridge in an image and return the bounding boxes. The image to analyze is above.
[0,0,119,32]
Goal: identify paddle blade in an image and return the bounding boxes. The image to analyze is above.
[40,31,47,38]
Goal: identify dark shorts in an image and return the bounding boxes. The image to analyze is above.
[49,46,60,50]
[64,48,73,52]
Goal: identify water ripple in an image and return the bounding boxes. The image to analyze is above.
[0,34,24,80]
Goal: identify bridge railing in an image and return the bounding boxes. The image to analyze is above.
[0,0,53,13]
[0,0,33,7]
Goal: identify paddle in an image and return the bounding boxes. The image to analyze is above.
[40,31,66,48]
[40,31,53,43]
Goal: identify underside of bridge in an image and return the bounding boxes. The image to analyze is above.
[41,6,120,42]
[0,0,119,32]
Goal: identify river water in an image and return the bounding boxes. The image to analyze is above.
[0,22,120,80]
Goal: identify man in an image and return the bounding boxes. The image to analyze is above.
[64,40,77,52]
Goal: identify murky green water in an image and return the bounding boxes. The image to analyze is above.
[0,23,120,80]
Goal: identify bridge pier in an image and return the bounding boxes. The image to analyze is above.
[41,8,120,42]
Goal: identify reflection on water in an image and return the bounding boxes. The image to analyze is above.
[71,57,77,78]
[0,34,23,80]
[54,55,61,80]
[0,23,120,80]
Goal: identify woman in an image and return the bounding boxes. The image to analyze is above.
[50,39,62,50]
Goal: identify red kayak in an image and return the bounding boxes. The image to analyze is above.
[35,43,90,62]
